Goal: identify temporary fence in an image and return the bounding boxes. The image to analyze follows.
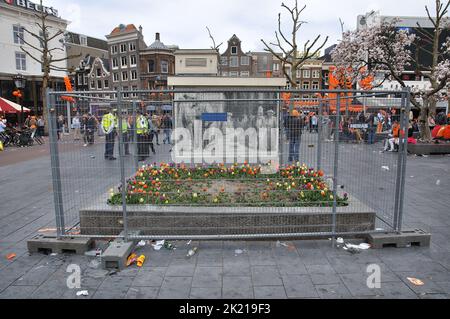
[46,88,411,242]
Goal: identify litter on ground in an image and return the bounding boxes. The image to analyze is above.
[6,253,16,260]
[152,240,165,251]
[76,290,89,297]
[126,253,138,267]
[186,247,198,258]
[382,166,390,171]
[136,255,146,267]
[407,277,425,286]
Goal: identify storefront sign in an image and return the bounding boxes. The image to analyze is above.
[3,0,58,16]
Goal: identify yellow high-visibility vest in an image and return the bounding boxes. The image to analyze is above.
[116,118,128,133]
[102,113,116,133]
[136,115,148,135]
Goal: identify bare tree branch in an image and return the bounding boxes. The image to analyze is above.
[206,26,223,51]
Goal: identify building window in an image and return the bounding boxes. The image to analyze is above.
[220,56,228,66]
[104,80,109,88]
[97,80,102,89]
[303,69,311,78]
[112,58,118,69]
[77,74,83,86]
[13,25,24,44]
[15,52,26,71]
[312,81,320,89]
[96,68,102,77]
[120,44,127,53]
[122,71,128,81]
[130,55,137,66]
[111,45,118,54]
[230,56,239,67]
[230,71,239,77]
[273,63,280,72]
[161,60,168,74]
[132,85,138,97]
[231,46,238,55]
[148,60,155,73]
[131,70,138,80]
[113,73,119,82]
[121,56,128,67]
[302,81,310,89]
[90,80,95,89]
[240,71,250,77]
[312,70,320,78]
[80,35,87,46]
[129,42,136,51]
[241,56,250,65]
[83,75,88,85]
[123,86,129,98]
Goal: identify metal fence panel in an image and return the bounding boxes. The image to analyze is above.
[46,88,409,241]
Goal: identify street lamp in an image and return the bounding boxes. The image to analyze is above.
[13,74,26,126]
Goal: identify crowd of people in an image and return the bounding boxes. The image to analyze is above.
[282,107,450,162]
[99,109,173,161]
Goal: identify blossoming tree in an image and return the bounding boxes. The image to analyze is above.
[331,0,450,141]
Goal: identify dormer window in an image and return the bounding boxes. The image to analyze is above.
[231,46,238,55]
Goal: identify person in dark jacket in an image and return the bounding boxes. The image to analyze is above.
[286,110,304,162]
[161,114,173,145]
[82,113,97,146]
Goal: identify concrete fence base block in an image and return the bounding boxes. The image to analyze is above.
[367,229,431,249]
[27,234,94,255]
[101,230,141,271]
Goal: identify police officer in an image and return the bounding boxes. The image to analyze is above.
[118,111,131,156]
[102,108,117,160]
[136,110,149,161]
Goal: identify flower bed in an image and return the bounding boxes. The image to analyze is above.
[108,163,349,207]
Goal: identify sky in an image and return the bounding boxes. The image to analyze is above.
[43,0,436,53]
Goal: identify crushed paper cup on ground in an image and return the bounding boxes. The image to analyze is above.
[407,277,425,286]
[76,290,89,296]
[6,253,16,260]
[152,240,165,251]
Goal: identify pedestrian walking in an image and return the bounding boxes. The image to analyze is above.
[102,109,117,160]
[56,115,64,140]
[162,114,173,145]
[72,114,81,141]
[286,109,304,163]
[37,116,45,137]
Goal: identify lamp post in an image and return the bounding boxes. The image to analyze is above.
[13,74,26,127]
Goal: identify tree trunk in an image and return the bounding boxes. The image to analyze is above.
[42,75,49,136]
[418,97,432,142]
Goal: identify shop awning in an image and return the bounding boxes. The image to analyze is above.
[0,98,31,114]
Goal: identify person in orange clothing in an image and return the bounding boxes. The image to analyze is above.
[443,125,450,140]
[384,121,400,152]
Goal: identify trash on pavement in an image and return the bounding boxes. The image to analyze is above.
[137,240,146,247]
[187,240,192,246]
[84,248,102,257]
[381,166,390,171]
[6,253,16,260]
[136,255,146,267]
[407,277,425,286]
[436,180,441,186]
[126,253,138,267]
[76,290,89,297]
[164,241,175,250]
[50,253,58,256]
[88,258,101,269]
[336,238,344,245]
[234,249,244,255]
[152,240,165,251]
[343,245,361,254]
[186,247,198,258]
[276,241,289,248]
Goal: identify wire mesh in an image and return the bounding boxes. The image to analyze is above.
[47,88,409,240]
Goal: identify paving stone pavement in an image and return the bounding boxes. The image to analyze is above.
[0,136,449,299]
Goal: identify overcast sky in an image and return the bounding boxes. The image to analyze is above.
[44,0,434,53]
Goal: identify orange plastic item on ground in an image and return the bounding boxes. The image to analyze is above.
[6,253,16,260]
[136,255,146,267]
